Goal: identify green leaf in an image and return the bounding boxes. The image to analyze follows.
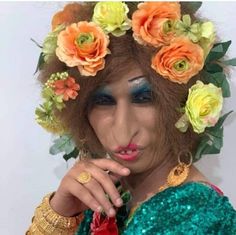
[34,52,45,74]
[63,148,79,161]
[49,135,76,155]
[181,2,202,14]
[194,111,233,160]
[222,80,230,97]
[204,63,223,73]
[214,111,233,129]
[202,71,231,97]
[211,44,224,53]
[194,136,212,160]
[31,38,43,49]
[195,132,222,160]
[206,128,223,150]
[221,58,236,66]
[206,41,231,63]
[202,144,221,155]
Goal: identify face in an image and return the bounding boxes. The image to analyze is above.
[88,64,166,173]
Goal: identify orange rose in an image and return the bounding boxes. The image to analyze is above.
[151,37,204,84]
[56,21,110,76]
[132,2,181,47]
[51,3,82,31]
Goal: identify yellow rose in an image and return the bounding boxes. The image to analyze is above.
[185,81,223,133]
[199,21,215,58]
[92,2,131,37]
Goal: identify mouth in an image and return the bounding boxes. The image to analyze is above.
[112,144,143,161]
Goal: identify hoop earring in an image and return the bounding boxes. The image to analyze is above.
[159,150,193,192]
[78,148,91,161]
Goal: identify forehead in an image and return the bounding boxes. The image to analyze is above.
[103,61,147,87]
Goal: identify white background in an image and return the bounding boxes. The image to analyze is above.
[0,2,236,234]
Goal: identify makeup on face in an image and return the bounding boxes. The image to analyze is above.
[89,86,115,106]
[113,143,143,162]
[128,76,153,104]
[90,76,153,106]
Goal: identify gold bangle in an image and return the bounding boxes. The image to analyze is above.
[26,192,84,235]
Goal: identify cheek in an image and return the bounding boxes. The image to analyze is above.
[136,106,158,137]
[88,108,112,145]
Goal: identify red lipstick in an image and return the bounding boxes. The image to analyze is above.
[114,143,140,161]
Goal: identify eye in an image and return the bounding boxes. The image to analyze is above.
[131,90,153,103]
[91,94,116,106]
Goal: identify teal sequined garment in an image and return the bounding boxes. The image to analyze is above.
[75,182,236,234]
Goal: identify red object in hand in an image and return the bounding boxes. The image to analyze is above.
[90,211,119,235]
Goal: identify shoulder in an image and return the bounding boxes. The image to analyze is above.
[124,182,236,234]
[163,181,236,222]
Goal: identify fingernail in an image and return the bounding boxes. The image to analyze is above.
[109,208,116,217]
[96,206,102,212]
[116,198,123,206]
[122,168,130,174]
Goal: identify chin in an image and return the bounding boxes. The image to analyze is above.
[111,156,148,174]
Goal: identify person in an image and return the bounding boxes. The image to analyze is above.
[26,2,236,234]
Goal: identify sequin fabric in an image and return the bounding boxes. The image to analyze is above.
[75,182,236,234]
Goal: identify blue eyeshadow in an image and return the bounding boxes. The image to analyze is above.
[90,86,115,105]
[130,80,153,103]
[130,82,152,94]
[90,78,153,106]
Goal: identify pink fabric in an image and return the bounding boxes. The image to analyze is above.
[201,181,224,196]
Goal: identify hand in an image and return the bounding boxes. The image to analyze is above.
[49,158,130,217]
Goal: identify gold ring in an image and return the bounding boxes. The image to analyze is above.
[75,171,92,184]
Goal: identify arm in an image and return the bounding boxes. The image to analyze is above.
[26,159,130,234]
[26,193,84,235]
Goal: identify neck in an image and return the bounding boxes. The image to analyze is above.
[121,153,177,206]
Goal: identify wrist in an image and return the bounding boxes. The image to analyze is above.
[49,192,82,217]
[26,192,84,235]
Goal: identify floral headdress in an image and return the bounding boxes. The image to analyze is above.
[34,2,235,162]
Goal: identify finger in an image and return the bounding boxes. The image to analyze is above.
[91,158,130,176]
[108,172,122,183]
[86,165,124,208]
[84,178,116,217]
[69,178,102,213]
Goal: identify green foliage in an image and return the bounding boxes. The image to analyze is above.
[42,87,65,111]
[204,63,223,73]
[49,135,80,161]
[34,52,45,74]
[201,71,231,97]
[195,111,233,161]
[214,110,233,129]
[50,135,76,155]
[205,41,231,63]
[181,2,202,15]
[31,38,45,74]
[35,102,53,120]
[203,41,234,98]
[63,148,79,161]
[222,58,236,66]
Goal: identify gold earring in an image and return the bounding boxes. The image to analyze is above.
[78,148,91,160]
[159,150,193,192]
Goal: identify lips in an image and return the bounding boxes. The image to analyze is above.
[113,143,142,161]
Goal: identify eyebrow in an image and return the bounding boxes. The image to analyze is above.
[128,75,146,82]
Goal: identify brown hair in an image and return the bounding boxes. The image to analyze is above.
[38,2,201,161]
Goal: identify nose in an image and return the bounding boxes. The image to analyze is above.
[111,100,138,147]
